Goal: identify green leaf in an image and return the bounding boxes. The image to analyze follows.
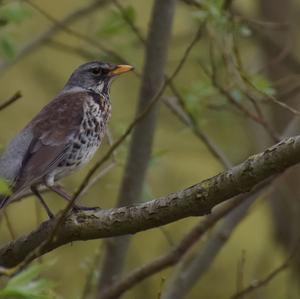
[0,36,16,60]
[0,263,57,299]
[97,6,137,37]
[122,5,136,23]
[0,2,31,24]
[251,74,276,96]
[0,178,11,196]
[97,12,125,37]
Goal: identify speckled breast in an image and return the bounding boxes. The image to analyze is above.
[56,95,111,178]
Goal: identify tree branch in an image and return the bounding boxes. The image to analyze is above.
[1,135,300,269]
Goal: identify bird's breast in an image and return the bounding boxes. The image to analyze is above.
[55,97,111,177]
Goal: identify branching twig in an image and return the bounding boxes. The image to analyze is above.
[231,243,298,299]
[163,95,232,169]
[24,0,126,63]
[0,0,110,72]
[112,0,146,44]
[200,61,279,142]
[113,0,233,171]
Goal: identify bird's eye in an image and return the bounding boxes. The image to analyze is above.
[91,67,102,75]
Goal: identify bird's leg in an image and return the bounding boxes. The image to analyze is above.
[46,184,72,201]
[31,186,54,219]
[46,184,99,211]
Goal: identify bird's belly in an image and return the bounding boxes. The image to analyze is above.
[52,118,106,180]
[57,134,102,177]
[47,98,110,183]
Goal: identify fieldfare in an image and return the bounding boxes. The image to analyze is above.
[0,61,133,218]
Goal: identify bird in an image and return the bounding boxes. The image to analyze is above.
[0,61,133,218]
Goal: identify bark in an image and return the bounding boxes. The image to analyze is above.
[1,135,300,268]
[97,0,176,294]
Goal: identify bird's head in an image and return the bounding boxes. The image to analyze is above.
[65,61,134,94]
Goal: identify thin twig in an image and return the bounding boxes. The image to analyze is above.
[200,60,279,142]
[77,162,116,201]
[113,1,233,171]
[171,82,232,168]
[231,243,298,299]
[227,24,300,117]
[47,40,96,60]
[112,0,146,44]
[244,75,300,117]
[24,0,126,63]
[0,0,110,72]
[208,41,280,142]
[0,91,22,111]
[163,95,232,169]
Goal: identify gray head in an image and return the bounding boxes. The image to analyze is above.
[65,61,133,94]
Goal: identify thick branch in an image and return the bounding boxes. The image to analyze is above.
[0,136,300,267]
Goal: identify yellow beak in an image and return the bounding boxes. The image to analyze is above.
[110,64,134,75]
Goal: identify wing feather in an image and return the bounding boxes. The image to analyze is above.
[13,91,87,190]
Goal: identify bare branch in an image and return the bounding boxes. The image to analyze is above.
[0,135,300,269]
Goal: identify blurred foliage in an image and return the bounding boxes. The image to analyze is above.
[0,179,10,196]
[0,263,57,299]
[0,2,31,60]
[97,5,136,38]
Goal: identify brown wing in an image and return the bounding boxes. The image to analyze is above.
[14,91,87,190]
